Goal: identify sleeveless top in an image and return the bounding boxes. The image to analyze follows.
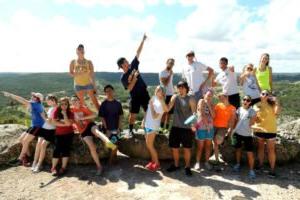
[256,66,271,91]
[242,74,260,99]
[173,95,193,129]
[196,101,213,130]
[73,59,92,86]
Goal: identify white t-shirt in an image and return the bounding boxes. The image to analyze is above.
[234,107,256,137]
[145,96,164,130]
[159,69,174,96]
[215,68,239,96]
[242,75,260,99]
[182,61,208,94]
[42,107,56,130]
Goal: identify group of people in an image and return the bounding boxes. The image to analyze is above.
[3,34,280,180]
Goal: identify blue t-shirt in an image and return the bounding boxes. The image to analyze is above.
[98,99,123,131]
[120,56,148,97]
[30,101,45,127]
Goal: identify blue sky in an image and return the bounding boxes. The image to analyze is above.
[0,0,299,72]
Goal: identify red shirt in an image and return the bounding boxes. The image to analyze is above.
[71,106,93,133]
[53,108,74,135]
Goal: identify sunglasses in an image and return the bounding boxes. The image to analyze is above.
[261,92,269,96]
[247,67,253,71]
[243,98,251,102]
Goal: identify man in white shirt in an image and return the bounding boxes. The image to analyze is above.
[159,58,175,131]
[213,57,240,109]
[182,51,214,101]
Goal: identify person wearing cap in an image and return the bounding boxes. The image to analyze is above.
[182,51,214,101]
[159,58,175,132]
[117,33,150,136]
[213,92,236,164]
[213,57,240,109]
[142,85,168,171]
[166,81,197,176]
[69,44,99,110]
[2,91,45,167]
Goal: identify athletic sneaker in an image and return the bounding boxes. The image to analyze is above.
[105,141,117,150]
[204,162,213,171]
[145,161,154,170]
[193,162,201,171]
[33,165,42,173]
[185,167,192,176]
[166,164,180,172]
[268,171,277,178]
[151,163,160,171]
[22,157,31,167]
[59,168,67,176]
[96,167,103,176]
[51,168,58,177]
[248,170,256,179]
[233,164,241,172]
[31,163,37,171]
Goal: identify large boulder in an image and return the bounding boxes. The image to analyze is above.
[0,124,110,165]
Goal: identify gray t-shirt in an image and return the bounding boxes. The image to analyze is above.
[234,107,256,136]
[173,95,194,129]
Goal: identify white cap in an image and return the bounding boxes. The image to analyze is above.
[31,92,44,101]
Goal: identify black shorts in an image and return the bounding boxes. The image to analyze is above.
[129,92,150,114]
[254,132,277,140]
[169,127,193,148]
[250,98,261,106]
[40,128,55,143]
[165,95,174,114]
[81,122,96,138]
[228,93,240,109]
[233,133,254,152]
[26,126,42,137]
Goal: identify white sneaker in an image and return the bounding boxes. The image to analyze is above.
[193,162,201,170]
[33,165,42,173]
[31,163,37,171]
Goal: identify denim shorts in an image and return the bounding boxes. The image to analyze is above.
[196,128,214,140]
[74,84,94,92]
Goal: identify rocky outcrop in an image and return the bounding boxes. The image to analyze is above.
[1,119,300,165]
[0,124,110,165]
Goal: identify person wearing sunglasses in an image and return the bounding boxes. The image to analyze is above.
[253,90,280,178]
[69,44,99,110]
[182,51,214,102]
[232,95,257,179]
[240,63,261,106]
[51,97,74,176]
[159,58,175,133]
[2,91,45,167]
[254,53,273,92]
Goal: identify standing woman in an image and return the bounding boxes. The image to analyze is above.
[51,97,74,176]
[69,44,99,110]
[254,53,273,92]
[2,91,45,166]
[32,95,58,173]
[253,90,280,178]
[240,63,261,106]
[143,86,168,171]
[193,90,215,171]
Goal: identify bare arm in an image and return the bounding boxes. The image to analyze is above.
[69,60,75,77]
[189,97,197,113]
[200,67,214,89]
[88,60,96,87]
[127,72,138,91]
[167,95,177,112]
[2,91,29,106]
[149,100,160,119]
[269,67,273,92]
[274,100,280,116]
[136,33,147,60]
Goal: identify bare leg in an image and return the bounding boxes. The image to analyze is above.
[247,152,255,170]
[236,148,242,164]
[172,148,180,167]
[37,140,49,167]
[183,148,191,168]
[83,136,101,169]
[33,137,43,166]
[87,89,100,110]
[205,140,212,162]
[52,158,59,169]
[196,140,204,162]
[92,126,111,144]
[61,157,69,169]
[76,90,86,106]
[18,134,35,160]
[266,139,276,171]
[257,138,266,167]
[145,132,159,164]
